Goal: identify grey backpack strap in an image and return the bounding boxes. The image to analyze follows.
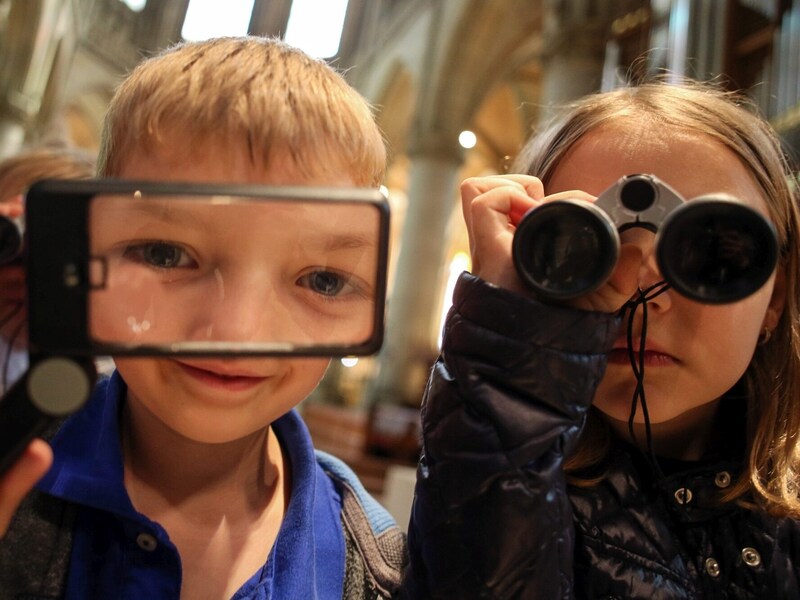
[316,451,407,599]
[0,490,76,600]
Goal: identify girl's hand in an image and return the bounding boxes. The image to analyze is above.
[460,175,641,313]
[0,194,23,220]
[0,439,52,537]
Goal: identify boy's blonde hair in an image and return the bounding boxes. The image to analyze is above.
[97,37,386,186]
[0,146,95,200]
[515,80,800,517]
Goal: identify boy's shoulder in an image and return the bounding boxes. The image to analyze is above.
[315,450,407,599]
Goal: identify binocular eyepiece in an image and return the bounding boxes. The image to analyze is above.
[0,215,23,265]
[512,174,778,304]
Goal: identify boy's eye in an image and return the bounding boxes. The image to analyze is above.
[298,270,349,297]
[123,242,194,269]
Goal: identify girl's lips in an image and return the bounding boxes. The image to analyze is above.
[175,361,267,391]
[607,348,677,366]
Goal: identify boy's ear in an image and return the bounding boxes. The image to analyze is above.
[763,265,787,331]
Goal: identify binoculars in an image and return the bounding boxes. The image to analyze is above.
[0,215,23,265]
[512,174,778,303]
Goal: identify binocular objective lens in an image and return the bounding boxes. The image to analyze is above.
[657,201,778,303]
[513,201,618,299]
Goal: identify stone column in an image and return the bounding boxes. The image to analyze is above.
[538,41,606,125]
[536,0,622,126]
[0,0,82,157]
[538,50,605,125]
[365,135,464,408]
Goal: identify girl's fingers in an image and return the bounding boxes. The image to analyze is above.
[460,176,622,298]
[0,195,24,219]
[538,189,597,204]
[461,178,546,290]
[0,439,52,537]
[460,175,545,234]
[460,174,546,203]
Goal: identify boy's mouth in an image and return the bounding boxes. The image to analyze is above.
[174,360,268,391]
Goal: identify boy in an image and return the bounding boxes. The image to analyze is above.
[0,37,406,599]
[0,147,97,541]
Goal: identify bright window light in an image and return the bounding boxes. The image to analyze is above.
[285,0,349,58]
[120,0,147,11]
[182,0,255,41]
[437,252,471,349]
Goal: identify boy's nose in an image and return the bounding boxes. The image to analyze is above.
[192,274,289,344]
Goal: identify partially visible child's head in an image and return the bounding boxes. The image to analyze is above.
[516,81,796,254]
[0,145,95,347]
[0,145,95,200]
[97,36,386,187]
[516,80,800,515]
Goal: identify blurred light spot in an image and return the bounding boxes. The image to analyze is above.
[341,356,359,368]
[120,0,147,12]
[459,130,477,149]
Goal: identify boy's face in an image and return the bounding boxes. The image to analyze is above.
[110,142,363,444]
[89,196,379,349]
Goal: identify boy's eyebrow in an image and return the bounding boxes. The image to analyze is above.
[104,198,378,250]
[126,199,206,227]
[315,232,376,252]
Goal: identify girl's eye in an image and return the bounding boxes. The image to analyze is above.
[298,270,350,297]
[123,242,194,269]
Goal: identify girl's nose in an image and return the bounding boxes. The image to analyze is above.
[637,250,662,291]
[621,228,672,309]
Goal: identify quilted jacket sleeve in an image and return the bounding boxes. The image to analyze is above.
[402,273,620,599]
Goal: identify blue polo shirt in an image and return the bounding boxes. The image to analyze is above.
[37,371,346,599]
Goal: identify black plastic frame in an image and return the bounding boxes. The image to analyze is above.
[25,179,391,357]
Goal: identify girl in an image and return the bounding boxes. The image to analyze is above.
[404,80,800,598]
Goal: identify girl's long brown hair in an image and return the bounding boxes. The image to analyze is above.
[514,79,800,516]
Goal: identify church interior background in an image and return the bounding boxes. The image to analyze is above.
[2,0,799,527]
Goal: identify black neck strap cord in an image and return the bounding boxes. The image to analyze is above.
[0,302,24,393]
[619,280,671,480]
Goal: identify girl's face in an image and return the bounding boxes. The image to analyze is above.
[546,121,786,428]
[108,143,368,444]
[0,194,26,349]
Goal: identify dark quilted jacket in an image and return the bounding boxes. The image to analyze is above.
[402,272,800,599]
